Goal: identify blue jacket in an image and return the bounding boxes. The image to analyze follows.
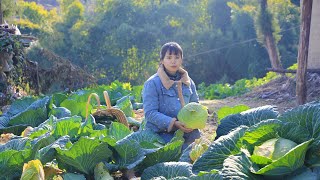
[142,73,199,133]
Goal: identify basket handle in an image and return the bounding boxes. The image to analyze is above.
[85,93,101,120]
[103,91,112,108]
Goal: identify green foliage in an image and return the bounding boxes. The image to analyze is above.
[18,2,50,24]
[121,46,158,85]
[198,71,280,100]
[16,1,58,35]
[0,0,18,20]
[0,32,22,53]
[4,0,300,87]
[217,104,250,121]
[115,95,134,117]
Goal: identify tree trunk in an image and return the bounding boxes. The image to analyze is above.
[296,0,313,105]
[0,0,3,24]
[265,32,282,69]
[260,0,282,69]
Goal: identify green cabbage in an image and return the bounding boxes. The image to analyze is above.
[253,138,298,160]
[177,102,208,129]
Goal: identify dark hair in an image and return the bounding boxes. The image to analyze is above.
[160,42,183,60]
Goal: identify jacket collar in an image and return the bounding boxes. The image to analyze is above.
[157,64,191,90]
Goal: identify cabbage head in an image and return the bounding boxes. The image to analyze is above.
[189,138,210,162]
[177,102,208,129]
[20,159,45,180]
[253,138,298,160]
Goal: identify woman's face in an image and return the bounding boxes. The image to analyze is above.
[161,50,182,75]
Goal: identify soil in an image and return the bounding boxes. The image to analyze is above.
[199,73,320,140]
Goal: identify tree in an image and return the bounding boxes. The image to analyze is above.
[0,0,18,24]
[208,0,231,33]
[296,0,313,105]
[257,0,282,69]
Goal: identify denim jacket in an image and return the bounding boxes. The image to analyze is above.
[142,71,199,133]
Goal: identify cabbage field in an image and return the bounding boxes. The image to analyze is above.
[1,81,320,179]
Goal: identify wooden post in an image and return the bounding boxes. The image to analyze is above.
[296,0,313,105]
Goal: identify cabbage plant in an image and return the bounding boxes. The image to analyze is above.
[141,103,320,179]
[253,138,297,160]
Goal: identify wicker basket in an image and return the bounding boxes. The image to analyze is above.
[85,91,129,127]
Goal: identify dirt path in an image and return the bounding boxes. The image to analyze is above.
[200,95,297,114]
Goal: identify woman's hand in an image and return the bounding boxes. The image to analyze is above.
[174,120,193,133]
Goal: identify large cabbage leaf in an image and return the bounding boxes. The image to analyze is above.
[108,122,132,141]
[240,119,282,149]
[217,104,250,122]
[113,137,146,170]
[66,90,94,103]
[52,116,82,139]
[141,162,193,180]
[0,149,33,180]
[278,102,320,138]
[283,166,320,180]
[28,115,57,139]
[56,136,112,175]
[277,122,311,144]
[0,138,33,179]
[138,140,184,172]
[216,105,278,138]
[63,173,86,180]
[253,139,312,176]
[79,115,95,136]
[278,102,320,165]
[0,137,30,151]
[35,136,71,164]
[193,126,248,173]
[179,143,193,163]
[0,124,29,135]
[137,132,184,172]
[124,129,165,148]
[0,115,10,127]
[6,96,38,117]
[49,93,68,109]
[190,170,222,180]
[9,97,50,127]
[60,99,88,118]
[49,107,71,119]
[221,151,262,180]
[115,95,134,117]
[30,132,55,156]
[240,119,310,151]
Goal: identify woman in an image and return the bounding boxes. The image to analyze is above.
[142,42,200,150]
